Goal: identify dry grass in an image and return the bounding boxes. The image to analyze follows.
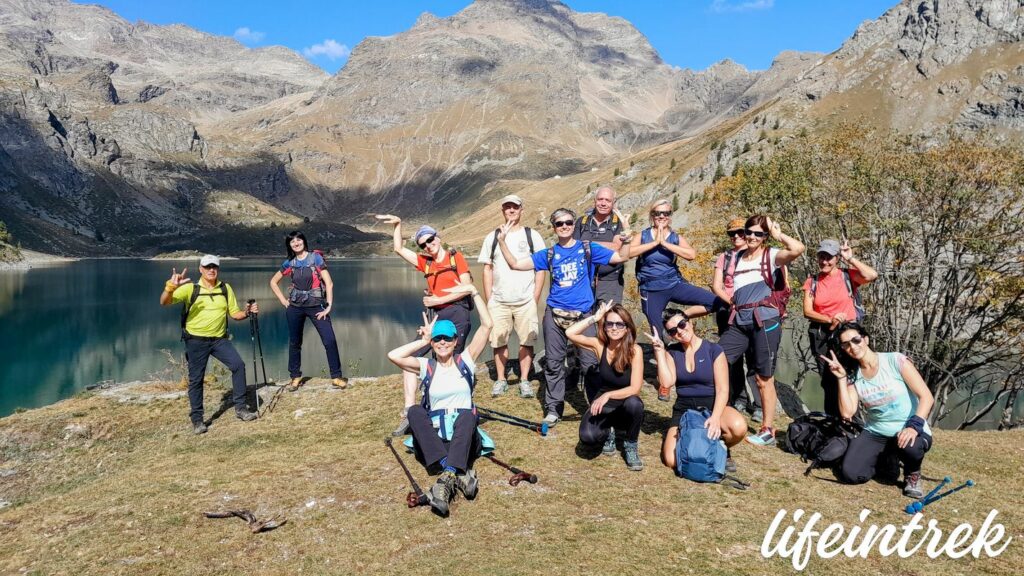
[0,375,1021,576]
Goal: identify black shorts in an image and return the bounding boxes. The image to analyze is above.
[719,318,783,378]
[671,394,716,425]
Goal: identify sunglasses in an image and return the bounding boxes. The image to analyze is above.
[665,319,688,336]
[604,321,627,330]
[202,265,219,270]
[552,220,574,228]
[417,235,436,249]
[431,335,455,343]
[744,229,767,238]
[726,229,744,238]
[839,335,864,349]
[652,210,672,217]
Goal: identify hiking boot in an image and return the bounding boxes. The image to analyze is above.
[518,380,535,398]
[456,469,479,500]
[491,379,508,397]
[751,408,764,424]
[235,407,258,422]
[331,377,349,389]
[602,429,617,456]
[429,471,457,517]
[623,440,644,471]
[903,472,923,499]
[543,413,560,428]
[287,377,302,392]
[192,421,208,435]
[747,427,775,447]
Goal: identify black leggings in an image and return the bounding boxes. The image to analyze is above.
[408,406,481,474]
[839,430,932,484]
[579,395,644,445]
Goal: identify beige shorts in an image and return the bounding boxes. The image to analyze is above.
[488,299,539,349]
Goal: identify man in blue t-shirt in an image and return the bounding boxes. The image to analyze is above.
[497,208,633,425]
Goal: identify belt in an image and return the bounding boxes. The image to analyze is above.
[185,334,226,342]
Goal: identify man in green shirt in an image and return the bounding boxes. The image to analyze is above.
[159,255,258,434]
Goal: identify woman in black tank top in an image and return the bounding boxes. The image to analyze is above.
[566,301,645,471]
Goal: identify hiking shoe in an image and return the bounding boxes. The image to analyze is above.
[746,427,775,447]
[602,429,617,456]
[456,469,479,500]
[491,379,508,397]
[331,377,348,389]
[751,408,764,424]
[903,472,923,499]
[429,471,457,517]
[192,421,208,435]
[542,413,560,428]
[623,440,644,471]
[235,408,258,422]
[287,377,302,391]
[657,392,670,402]
[518,380,535,398]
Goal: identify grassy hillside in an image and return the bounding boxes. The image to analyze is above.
[0,373,1020,575]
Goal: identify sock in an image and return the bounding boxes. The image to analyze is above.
[439,457,456,474]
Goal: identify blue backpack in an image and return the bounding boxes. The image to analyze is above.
[675,409,749,489]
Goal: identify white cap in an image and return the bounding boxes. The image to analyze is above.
[500,194,524,206]
[200,254,220,267]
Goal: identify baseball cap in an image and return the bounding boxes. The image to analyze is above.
[727,218,746,231]
[817,239,841,256]
[415,225,439,243]
[500,194,524,206]
[200,254,220,267]
[431,320,458,339]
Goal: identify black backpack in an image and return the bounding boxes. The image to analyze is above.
[784,412,862,476]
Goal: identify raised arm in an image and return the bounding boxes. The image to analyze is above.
[766,217,805,267]
[645,328,675,394]
[458,286,493,361]
[606,231,635,264]
[841,241,879,283]
[160,268,190,306]
[566,300,612,355]
[821,350,859,420]
[497,222,537,271]
[387,315,434,374]
[375,214,419,266]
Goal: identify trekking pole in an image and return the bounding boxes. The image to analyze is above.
[484,454,538,486]
[478,413,549,436]
[385,437,430,508]
[247,303,260,416]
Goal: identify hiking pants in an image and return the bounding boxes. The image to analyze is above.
[579,395,644,445]
[716,309,757,409]
[184,336,247,424]
[839,430,933,484]
[641,282,721,340]
[542,306,597,417]
[414,300,472,356]
[719,319,783,378]
[287,305,343,379]
[407,406,481,473]
[808,322,840,417]
[595,276,624,306]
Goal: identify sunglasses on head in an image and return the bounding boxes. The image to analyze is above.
[652,210,672,218]
[417,235,436,249]
[727,229,744,238]
[744,229,767,238]
[604,321,627,330]
[552,219,574,228]
[839,335,864,349]
[665,319,688,336]
[431,334,455,343]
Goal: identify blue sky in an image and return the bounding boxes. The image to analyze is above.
[76,0,898,73]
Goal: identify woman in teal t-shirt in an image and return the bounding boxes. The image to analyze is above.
[820,322,934,498]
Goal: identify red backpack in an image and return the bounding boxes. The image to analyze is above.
[724,248,791,326]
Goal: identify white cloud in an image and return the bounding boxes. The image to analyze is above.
[233,27,266,43]
[710,0,775,13]
[302,39,351,61]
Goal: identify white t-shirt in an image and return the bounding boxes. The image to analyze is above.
[731,247,781,326]
[418,351,476,412]
[477,226,546,305]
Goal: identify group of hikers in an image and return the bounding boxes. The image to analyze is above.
[160,185,935,516]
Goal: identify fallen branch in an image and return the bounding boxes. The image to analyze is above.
[204,510,287,533]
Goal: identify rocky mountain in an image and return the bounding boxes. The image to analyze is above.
[0,0,1021,256]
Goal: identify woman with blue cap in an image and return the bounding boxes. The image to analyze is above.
[387,283,493,517]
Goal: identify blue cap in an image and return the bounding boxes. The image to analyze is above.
[415,225,438,242]
[431,320,457,339]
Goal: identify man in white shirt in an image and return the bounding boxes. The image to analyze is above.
[477,194,546,398]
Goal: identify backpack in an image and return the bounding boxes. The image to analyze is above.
[287,250,326,306]
[580,212,621,230]
[180,282,230,340]
[810,269,866,322]
[725,248,792,326]
[423,250,473,310]
[546,240,595,296]
[489,227,536,261]
[674,409,749,489]
[420,355,475,412]
[784,412,862,476]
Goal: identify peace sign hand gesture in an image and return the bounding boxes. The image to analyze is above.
[594,299,614,320]
[168,267,191,287]
[643,328,665,352]
[818,350,848,380]
[840,240,854,262]
[416,311,436,343]
[497,221,514,241]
